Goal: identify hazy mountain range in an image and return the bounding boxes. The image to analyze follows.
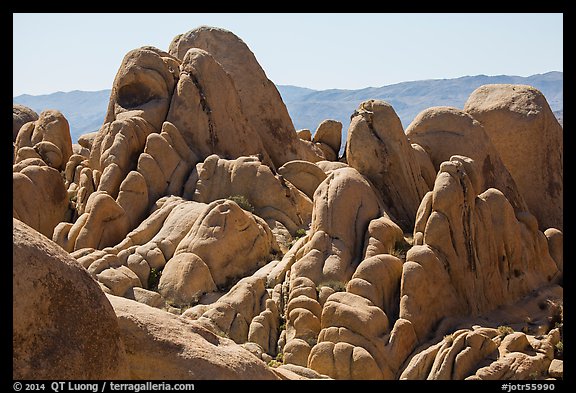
[13,71,562,147]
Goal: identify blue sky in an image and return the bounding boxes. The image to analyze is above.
[13,13,563,96]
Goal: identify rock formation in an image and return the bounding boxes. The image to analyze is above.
[108,294,280,379]
[12,25,563,381]
[168,26,329,168]
[13,163,69,239]
[464,84,563,231]
[347,100,431,231]
[14,109,73,171]
[406,106,528,214]
[13,219,128,379]
[400,155,560,341]
[190,155,313,234]
[13,104,38,142]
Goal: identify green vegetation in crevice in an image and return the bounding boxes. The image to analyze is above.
[227,194,255,213]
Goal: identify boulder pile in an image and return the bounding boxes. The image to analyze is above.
[13,26,563,380]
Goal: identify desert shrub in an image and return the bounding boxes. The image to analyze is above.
[227,194,255,213]
[148,267,162,290]
[497,325,514,338]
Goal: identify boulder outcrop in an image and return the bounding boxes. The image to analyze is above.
[347,100,430,231]
[464,84,563,231]
[13,104,39,142]
[13,219,128,379]
[400,155,560,342]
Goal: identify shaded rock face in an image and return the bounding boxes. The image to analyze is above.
[13,219,128,380]
[12,25,563,381]
[464,84,563,231]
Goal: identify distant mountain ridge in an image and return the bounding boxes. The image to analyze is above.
[13,72,563,146]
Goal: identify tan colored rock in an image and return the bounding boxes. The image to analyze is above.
[78,130,99,150]
[400,156,560,342]
[14,110,73,171]
[346,99,430,231]
[13,219,128,379]
[321,292,389,339]
[314,142,338,161]
[104,46,179,131]
[157,253,217,307]
[362,216,405,259]
[468,353,542,379]
[13,164,69,239]
[275,364,331,380]
[137,121,199,207]
[174,199,278,287]
[464,84,563,230]
[168,26,326,168]
[297,129,312,141]
[190,155,312,234]
[347,254,403,319]
[277,160,327,200]
[72,143,90,157]
[248,297,281,355]
[308,291,410,379]
[400,329,498,380]
[548,359,563,378]
[544,228,563,274]
[315,160,349,175]
[54,191,130,252]
[406,106,528,213]
[125,287,166,309]
[107,294,279,379]
[183,276,268,344]
[411,143,436,189]
[314,119,342,155]
[72,196,277,310]
[282,166,395,373]
[13,104,39,142]
[291,167,383,284]
[96,265,142,297]
[165,48,272,166]
[89,116,157,199]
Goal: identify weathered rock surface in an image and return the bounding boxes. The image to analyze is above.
[13,163,69,239]
[14,109,73,171]
[13,219,128,379]
[400,326,558,380]
[313,119,342,156]
[13,104,39,142]
[405,106,527,214]
[71,196,278,309]
[165,47,273,166]
[277,160,327,200]
[107,294,279,379]
[168,26,326,168]
[347,100,430,231]
[190,155,312,234]
[12,25,563,381]
[464,84,563,231]
[400,155,560,342]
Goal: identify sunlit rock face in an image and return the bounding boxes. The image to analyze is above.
[12,25,563,381]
